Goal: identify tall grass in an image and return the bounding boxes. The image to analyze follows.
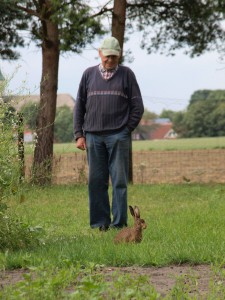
[0,95,44,252]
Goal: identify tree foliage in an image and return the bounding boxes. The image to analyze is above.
[125,0,225,57]
[20,102,38,130]
[189,89,225,106]
[20,103,73,142]
[2,1,225,60]
[172,111,186,137]
[2,0,105,184]
[173,90,225,137]
[2,1,225,183]
[160,109,177,121]
[0,0,30,59]
[142,108,158,121]
[54,106,73,143]
[0,0,105,60]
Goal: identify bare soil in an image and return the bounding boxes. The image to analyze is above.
[99,265,212,297]
[0,264,213,297]
[25,149,225,184]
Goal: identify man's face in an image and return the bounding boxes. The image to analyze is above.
[99,50,120,70]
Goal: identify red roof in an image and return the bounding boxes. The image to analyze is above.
[150,123,175,139]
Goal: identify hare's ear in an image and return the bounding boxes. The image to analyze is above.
[134,206,140,218]
[129,205,135,217]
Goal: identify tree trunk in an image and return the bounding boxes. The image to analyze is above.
[111,0,133,183]
[112,0,126,60]
[32,19,59,185]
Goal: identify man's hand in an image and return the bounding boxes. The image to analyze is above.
[76,137,86,151]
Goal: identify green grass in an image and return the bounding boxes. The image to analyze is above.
[24,136,225,155]
[132,136,225,151]
[3,184,225,268]
[1,184,225,298]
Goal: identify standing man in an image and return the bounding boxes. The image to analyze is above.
[74,37,144,231]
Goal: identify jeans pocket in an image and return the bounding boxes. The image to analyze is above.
[124,126,131,134]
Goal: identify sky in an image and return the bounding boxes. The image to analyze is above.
[1,34,225,115]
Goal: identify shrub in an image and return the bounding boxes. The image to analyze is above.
[0,87,45,251]
[0,98,22,201]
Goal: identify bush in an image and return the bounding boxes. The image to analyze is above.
[0,100,22,201]
[0,207,44,251]
[0,90,45,251]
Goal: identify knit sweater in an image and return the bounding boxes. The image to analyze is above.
[74,65,144,140]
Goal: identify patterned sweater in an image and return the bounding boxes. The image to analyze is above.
[74,65,144,140]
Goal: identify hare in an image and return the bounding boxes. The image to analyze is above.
[114,205,147,244]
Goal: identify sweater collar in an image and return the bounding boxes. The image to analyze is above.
[99,64,119,73]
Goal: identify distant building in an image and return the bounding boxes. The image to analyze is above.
[24,129,33,143]
[11,93,75,111]
[7,93,75,143]
[153,118,171,124]
[149,123,177,140]
[133,118,177,140]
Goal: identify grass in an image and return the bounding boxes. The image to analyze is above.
[132,136,225,151]
[23,136,225,155]
[1,183,225,298]
[3,183,225,268]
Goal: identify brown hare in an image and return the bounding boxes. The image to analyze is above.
[114,205,147,244]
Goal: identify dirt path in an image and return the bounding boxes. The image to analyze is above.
[0,265,213,297]
[100,265,212,297]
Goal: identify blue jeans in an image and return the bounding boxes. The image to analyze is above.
[86,127,131,228]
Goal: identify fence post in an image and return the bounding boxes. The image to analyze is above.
[129,135,133,184]
[18,113,25,182]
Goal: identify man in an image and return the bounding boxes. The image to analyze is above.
[74,36,144,231]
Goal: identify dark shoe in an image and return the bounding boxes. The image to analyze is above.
[110,224,127,230]
[99,225,109,232]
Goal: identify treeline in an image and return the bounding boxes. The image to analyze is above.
[160,90,225,138]
[20,103,74,143]
[2,0,224,183]
[19,89,225,142]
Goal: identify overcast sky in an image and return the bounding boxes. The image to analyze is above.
[1,34,225,114]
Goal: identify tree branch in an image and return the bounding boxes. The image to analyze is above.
[15,4,41,19]
[90,0,113,18]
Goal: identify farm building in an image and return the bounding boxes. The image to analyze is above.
[4,93,75,142]
[133,118,177,140]
[11,93,75,111]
